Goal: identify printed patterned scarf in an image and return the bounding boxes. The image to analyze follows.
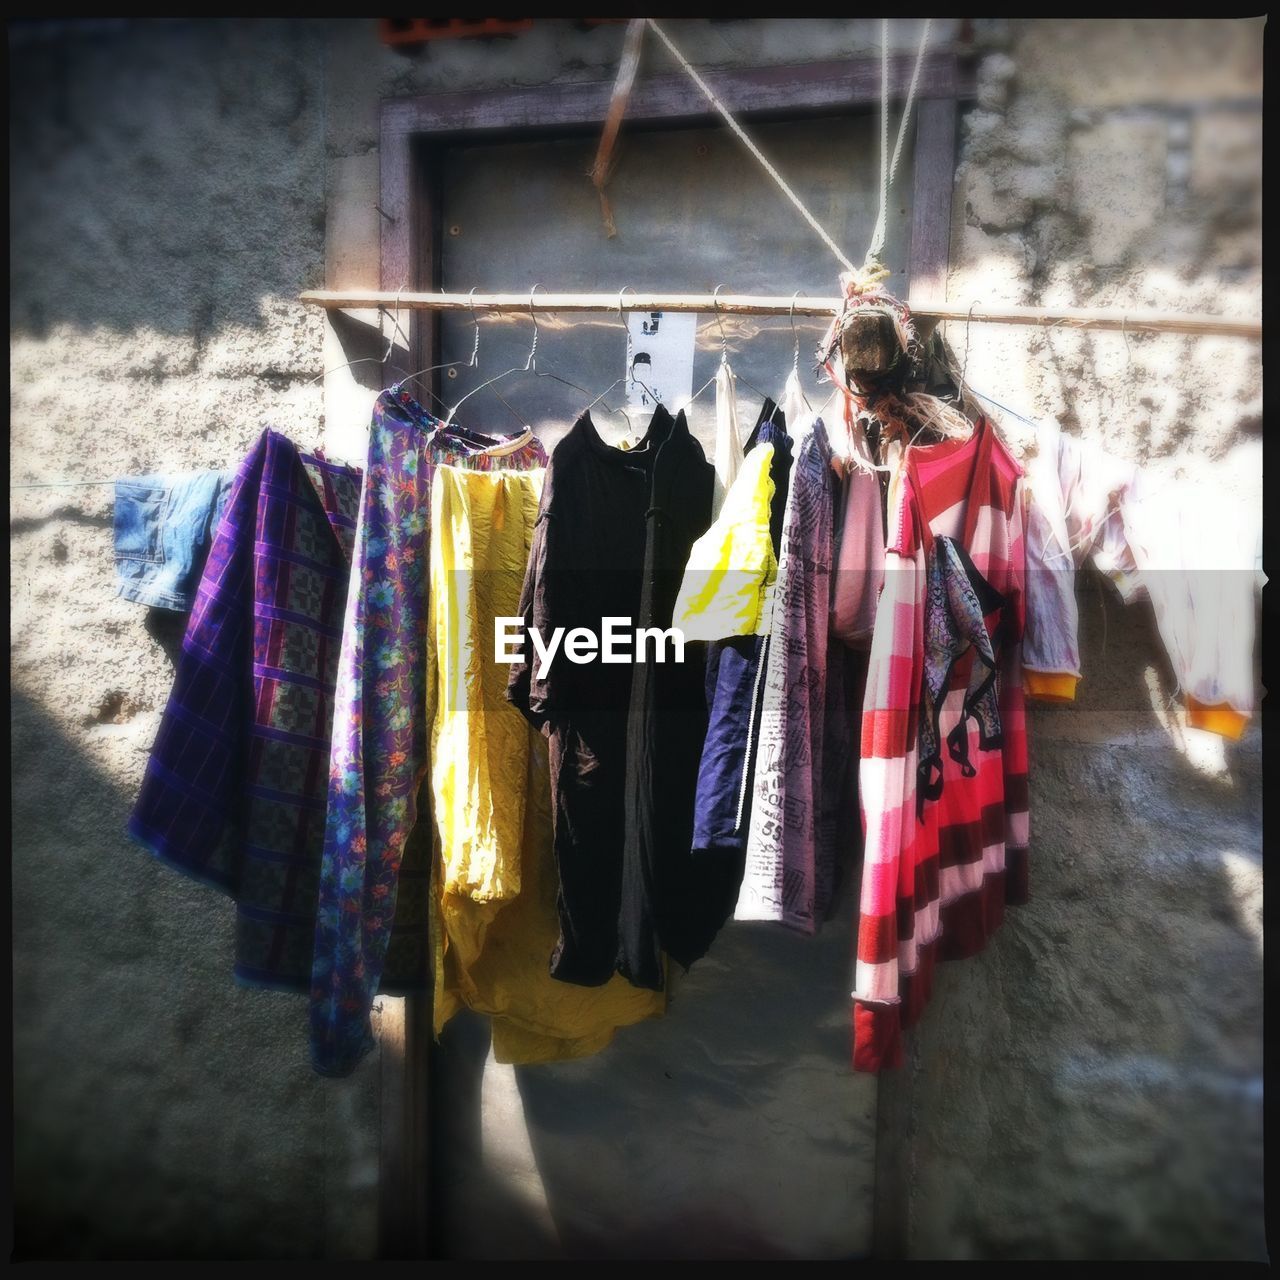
[917,534,1006,819]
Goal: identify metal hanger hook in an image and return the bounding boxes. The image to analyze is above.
[712,284,730,365]
[789,290,804,377]
[525,284,543,372]
[381,285,406,368]
[958,298,981,404]
[467,287,481,368]
[618,285,637,370]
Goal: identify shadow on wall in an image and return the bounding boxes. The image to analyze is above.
[427,885,878,1262]
[7,15,1263,1261]
[875,570,1264,1261]
[418,565,1262,1261]
[8,19,327,344]
[9,683,380,1260]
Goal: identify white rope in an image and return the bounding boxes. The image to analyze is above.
[866,18,932,266]
[646,18,856,273]
[889,22,932,197]
[871,21,889,267]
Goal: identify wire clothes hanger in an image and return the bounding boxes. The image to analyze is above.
[442,291,535,427]
[582,287,654,439]
[788,292,812,400]
[393,287,525,429]
[305,289,418,388]
[444,285,617,428]
[766,290,815,428]
[390,287,478,404]
[684,285,772,410]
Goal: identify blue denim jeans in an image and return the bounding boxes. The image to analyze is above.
[114,469,234,611]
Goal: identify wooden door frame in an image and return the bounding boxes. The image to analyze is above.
[373,47,972,1261]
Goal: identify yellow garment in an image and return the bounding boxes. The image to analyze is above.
[673,441,777,642]
[427,466,665,1062]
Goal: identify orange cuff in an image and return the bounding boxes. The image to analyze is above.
[1185,697,1249,741]
[1024,671,1080,703]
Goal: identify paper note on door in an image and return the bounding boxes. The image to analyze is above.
[625,311,696,410]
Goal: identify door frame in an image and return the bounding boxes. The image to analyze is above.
[372,45,972,1260]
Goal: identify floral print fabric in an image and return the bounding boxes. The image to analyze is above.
[310,387,545,1077]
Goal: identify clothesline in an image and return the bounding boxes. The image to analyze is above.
[299,290,1261,338]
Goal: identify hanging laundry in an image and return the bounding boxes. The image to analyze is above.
[1023,419,1138,703]
[508,405,735,992]
[114,467,234,611]
[853,415,1030,1073]
[747,396,797,549]
[310,386,546,1078]
[916,536,1008,818]
[127,429,363,991]
[429,466,544,917]
[672,439,777,641]
[776,367,813,442]
[830,465,885,648]
[711,361,743,520]
[428,464,664,1058]
[735,417,852,932]
[1121,467,1260,738]
[1024,420,1258,738]
[689,399,793,862]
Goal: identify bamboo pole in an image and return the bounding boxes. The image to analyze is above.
[299,290,1261,339]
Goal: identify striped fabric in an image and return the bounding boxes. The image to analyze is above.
[128,428,362,991]
[853,416,1029,1072]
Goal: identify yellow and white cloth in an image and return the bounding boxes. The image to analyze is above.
[673,440,778,642]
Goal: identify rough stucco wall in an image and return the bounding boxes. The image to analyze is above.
[10,17,1264,1262]
[10,19,382,1260]
[874,17,1264,1261]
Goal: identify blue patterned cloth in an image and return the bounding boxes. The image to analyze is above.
[128,429,365,990]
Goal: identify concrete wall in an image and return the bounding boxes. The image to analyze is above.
[10,17,1263,1261]
[9,19,381,1260]
[874,17,1264,1261]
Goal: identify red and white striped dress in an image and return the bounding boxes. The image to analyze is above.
[853,415,1030,1072]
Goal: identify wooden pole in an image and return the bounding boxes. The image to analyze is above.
[299,290,1261,339]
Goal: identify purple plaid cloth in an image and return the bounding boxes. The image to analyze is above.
[128,427,364,990]
[310,387,547,1077]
